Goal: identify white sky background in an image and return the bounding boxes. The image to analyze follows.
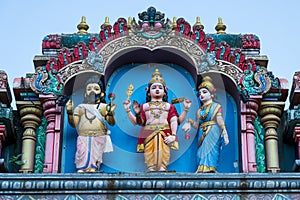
[0,0,299,110]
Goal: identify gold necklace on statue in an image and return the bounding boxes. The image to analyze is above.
[199,103,212,120]
[85,109,96,123]
[149,101,165,119]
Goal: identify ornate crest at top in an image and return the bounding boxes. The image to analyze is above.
[131,6,172,38]
[138,6,165,23]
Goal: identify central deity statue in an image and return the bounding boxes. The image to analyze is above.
[123,69,191,172]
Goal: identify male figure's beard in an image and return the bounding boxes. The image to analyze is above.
[84,92,100,104]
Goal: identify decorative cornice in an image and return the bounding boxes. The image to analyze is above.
[212,60,243,84]
[33,34,251,95]
[99,34,204,72]
[30,6,279,97]
[0,173,300,197]
[59,60,91,83]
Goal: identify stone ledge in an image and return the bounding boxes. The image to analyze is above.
[0,172,300,195]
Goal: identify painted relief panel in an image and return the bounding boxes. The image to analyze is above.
[61,64,239,173]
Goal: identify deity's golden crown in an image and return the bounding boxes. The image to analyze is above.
[148,68,166,86]
[198,76,216,92]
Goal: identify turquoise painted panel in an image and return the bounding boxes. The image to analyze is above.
[103,64,199,172]
[61,64,239,173]
[61,88,85,173]
[61,109,77,173]
[218,93,239,172]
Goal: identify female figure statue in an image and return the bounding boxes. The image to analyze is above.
[123,69,191,172]
[182,76,229,173]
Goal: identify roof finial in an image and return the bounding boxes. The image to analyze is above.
[77,16,89,34]
[127,17,132,33]
[194,16,204,30]
[215,17,226,34]
[172,17,177,32]
[101,17,111,29]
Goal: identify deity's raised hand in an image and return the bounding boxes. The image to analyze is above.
[183,98,192,109]
[66,99,74,113]
[123,99,131,111]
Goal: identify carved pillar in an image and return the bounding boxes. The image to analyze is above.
[0,125,7,156]
[40,95,60,173]
[18,102,42,173]
[240,95,261,172]
[259,101,285,173]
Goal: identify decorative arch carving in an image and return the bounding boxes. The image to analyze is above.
[30,6,277,98]
[98,34,203,72]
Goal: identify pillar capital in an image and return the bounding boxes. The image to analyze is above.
[259,101,285,131]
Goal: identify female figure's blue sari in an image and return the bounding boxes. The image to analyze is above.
[196,101,223,173]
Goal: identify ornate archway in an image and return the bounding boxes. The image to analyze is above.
[27,6,283,173]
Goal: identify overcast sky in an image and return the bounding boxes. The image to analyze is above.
[1,0,299,109]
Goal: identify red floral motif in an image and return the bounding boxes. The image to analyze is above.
[191,26,206,45]
[215,41,231,62]
[42,34,61,49]
[240,58,257,72]
[176,18,191,36]
[113,18,127,37]
[229,49,245,70]
[241,34,260,49]
[73,42,87,61]
[46,58,60,72]
[100,26,112,42]
[89,37,100,52]
[202,37,216,53]
[57,48,73,68]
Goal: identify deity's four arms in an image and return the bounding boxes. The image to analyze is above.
[123,68,191,172]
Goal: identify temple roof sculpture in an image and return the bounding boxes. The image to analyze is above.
[1,6,299,200]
